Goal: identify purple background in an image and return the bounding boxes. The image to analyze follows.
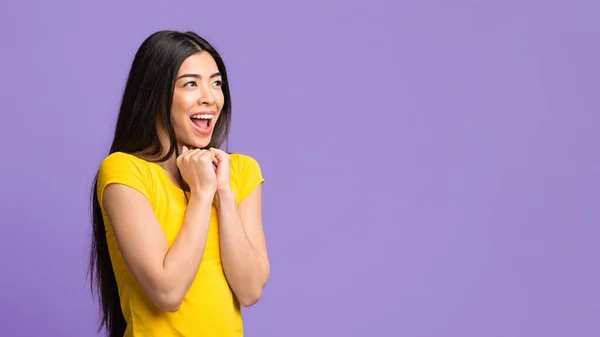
[1,0,599,336]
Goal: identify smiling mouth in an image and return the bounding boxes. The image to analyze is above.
[190,114,213,131]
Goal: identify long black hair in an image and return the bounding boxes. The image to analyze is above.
[88,30,232,337]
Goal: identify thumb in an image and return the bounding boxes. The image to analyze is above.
[181,145,188,153]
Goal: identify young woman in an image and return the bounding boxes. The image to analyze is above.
[88,30,270,337]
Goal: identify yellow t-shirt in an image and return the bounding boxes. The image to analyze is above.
[96,151,264,337]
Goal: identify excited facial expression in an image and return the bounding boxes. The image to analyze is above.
[170,51,224,149]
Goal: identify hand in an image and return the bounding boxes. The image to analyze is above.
[176,146,217,195]
[209,147,231,193]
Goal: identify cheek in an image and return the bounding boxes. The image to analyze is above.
[169,114,191,140]
[216,92,225,109]
[171,114,190,131]
[171,95,195,127]
[173,94,195,112]
[215,93,226,120]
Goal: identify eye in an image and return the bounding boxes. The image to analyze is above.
[212,80,223,88]
[184,81,197,87]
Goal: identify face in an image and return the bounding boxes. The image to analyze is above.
[169,51,224,149]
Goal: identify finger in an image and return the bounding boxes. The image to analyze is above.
[210,147,227,161]
[185,148,200,155]
[209,148,219,161]
[195,149,214,162]
[177,146,189,164]
[205,149,217,161]
[182,149,203,163]
[177,146,188,160]
[179,146,198,158]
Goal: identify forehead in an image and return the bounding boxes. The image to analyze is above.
[177,52,219,76]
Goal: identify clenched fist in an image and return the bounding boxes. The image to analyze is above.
[209,147,231,193]
[177,146,218,195]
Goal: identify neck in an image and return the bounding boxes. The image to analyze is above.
[156,130,180,173]
[155,146,187,191]
[140,125,184,189]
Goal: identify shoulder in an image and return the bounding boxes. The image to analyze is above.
[229,152,265,202]
[230,153,261,169]
[98,152,153,179]
[99,151,147,170]
[229,153,263,179]
[97,152,153,209]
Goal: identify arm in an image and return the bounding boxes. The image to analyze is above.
[215,185,270,307]
[102,184,214,312]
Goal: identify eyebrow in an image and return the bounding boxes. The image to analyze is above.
[176,72,221,80]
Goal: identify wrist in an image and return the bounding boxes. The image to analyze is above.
[216,185,233,197]
[214,187,235,207]
[189,189,216,204]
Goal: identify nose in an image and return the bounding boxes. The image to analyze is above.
[198,84,215,105]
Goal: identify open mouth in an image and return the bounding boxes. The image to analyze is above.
[190,113,213,133]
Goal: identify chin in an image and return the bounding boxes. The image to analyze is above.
[189,136,212,149]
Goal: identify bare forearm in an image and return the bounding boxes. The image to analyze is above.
[159,192,213,307]
[216,190,269,306]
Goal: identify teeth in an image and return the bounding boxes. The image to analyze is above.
[191,114,213,119]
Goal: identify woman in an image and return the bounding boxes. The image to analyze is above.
[88,30,270,337]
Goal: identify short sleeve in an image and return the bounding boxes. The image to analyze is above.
[231,153,264,203]
[96,152,152,213]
